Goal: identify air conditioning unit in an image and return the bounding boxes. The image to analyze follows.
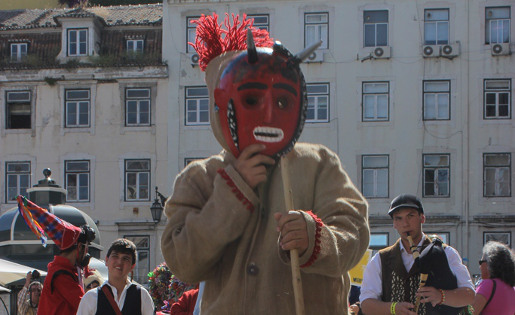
[305,51,324,63]
[491,43,511,56]
[422,45,440,58]
[441,43,460,58]
[372,46,391,59]
[190,53,199,66]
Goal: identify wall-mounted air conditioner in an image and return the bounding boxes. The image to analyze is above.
[441,43,460,58]
[372,46,391,59]
[422,45,440,58]
[305,51,324,63]
[491,43,511,56]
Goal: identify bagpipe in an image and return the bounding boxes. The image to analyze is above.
[408,235,464,315]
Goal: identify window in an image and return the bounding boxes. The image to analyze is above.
[362,82,389,121]
[362,155,389,198]
[425,232,450,244]
[423,81,450,120]
[123,235,150,284]
[184,157,205,167]
[486,7,511,44]
[185,86,209,125]
[424,9,449,45]
[65,89,90,127]
[65,160,90,202]
[484,79,511,119]
[68,29,87,56]
[127,39,144,54]
[364,10,388,47]
[125,159,150,201]
[423,154,450,197]
[483,231,511,246]
[306,83,329,122]
[10,43,27,62]
[186,16,200,53]
[5,161,30,203]
[370,233,389,250]
[248,14,269,31]
[305,13,328,49]
[126,88,150,126]
[5,91,31,129]
[483,153,511,197]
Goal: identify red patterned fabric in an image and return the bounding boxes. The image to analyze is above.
[217,169,255,213]
[300,211,324,268]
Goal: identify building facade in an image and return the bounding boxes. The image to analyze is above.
[162,0,514,280]
[0,4,167,284]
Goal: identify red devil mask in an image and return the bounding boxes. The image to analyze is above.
[213,43,307,159]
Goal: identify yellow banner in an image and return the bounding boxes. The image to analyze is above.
[349,249,372,286]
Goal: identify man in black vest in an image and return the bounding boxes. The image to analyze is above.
[76,238,155,315]
[359,194,475,315]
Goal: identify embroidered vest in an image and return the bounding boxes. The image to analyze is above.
[379,237,431,315]
[96,284,142,315]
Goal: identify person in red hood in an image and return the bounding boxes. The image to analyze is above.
[16,196,95,315]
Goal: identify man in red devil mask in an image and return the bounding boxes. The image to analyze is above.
[161,13,369,315]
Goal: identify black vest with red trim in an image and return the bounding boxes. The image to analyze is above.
[96,283,142,315]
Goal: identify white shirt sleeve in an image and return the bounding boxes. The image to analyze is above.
[76,288,98,315]
[140,287,155,315]
[444,246,475,290]
[359,252,383,303]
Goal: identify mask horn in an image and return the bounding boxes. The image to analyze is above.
[292,40,323,63]
[247,29,258,64]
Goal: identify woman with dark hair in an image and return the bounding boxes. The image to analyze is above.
[472,241,515,314]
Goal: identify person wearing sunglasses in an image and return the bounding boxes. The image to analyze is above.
[17,271,42,315]
[472,241,515,315]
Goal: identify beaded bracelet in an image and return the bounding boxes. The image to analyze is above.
[390,301,397,314]
[437,289,446,305]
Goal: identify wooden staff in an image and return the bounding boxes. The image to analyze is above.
[280,154,305,315]
[407,234,426,314]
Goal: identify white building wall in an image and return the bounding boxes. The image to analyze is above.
[163,0,514,278]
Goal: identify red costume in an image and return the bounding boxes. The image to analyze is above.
[170,289,198,315]
[38,255,84,315]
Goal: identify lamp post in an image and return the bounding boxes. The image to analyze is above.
[150,186,167,223]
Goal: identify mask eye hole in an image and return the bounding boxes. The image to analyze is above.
[277,97,288,109]
[245,96,259,106]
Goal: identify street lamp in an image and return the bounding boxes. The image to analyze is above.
[150,186,167,223]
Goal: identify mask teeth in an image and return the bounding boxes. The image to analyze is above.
[227,100,238,149]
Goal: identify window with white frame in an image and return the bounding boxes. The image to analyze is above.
[248,14,269,31]
[483,153,511,197]
[10,43,27,62]
[65,89,90,127]
[423,80,450,120]
[424,9,449,45]
[484,231,511,246]
[126,88,150,126]
[5,91,31,129]
[370,232,389,250]
[485,7,511,44]
[65,160,90,202]
[127,39,144,54]
[304,13,328,49]
[123,235,150,284]
[67,28,88,56]
[186,16,200,53]
[306,83,329,123]
[185,86,209,125]
[125,159,150,201]
[423,154,450,197]
[484,79,511,119]
[362,155,389,198]
[5,161,30,203]
[362,82,389,121]
[364,10,388,47]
